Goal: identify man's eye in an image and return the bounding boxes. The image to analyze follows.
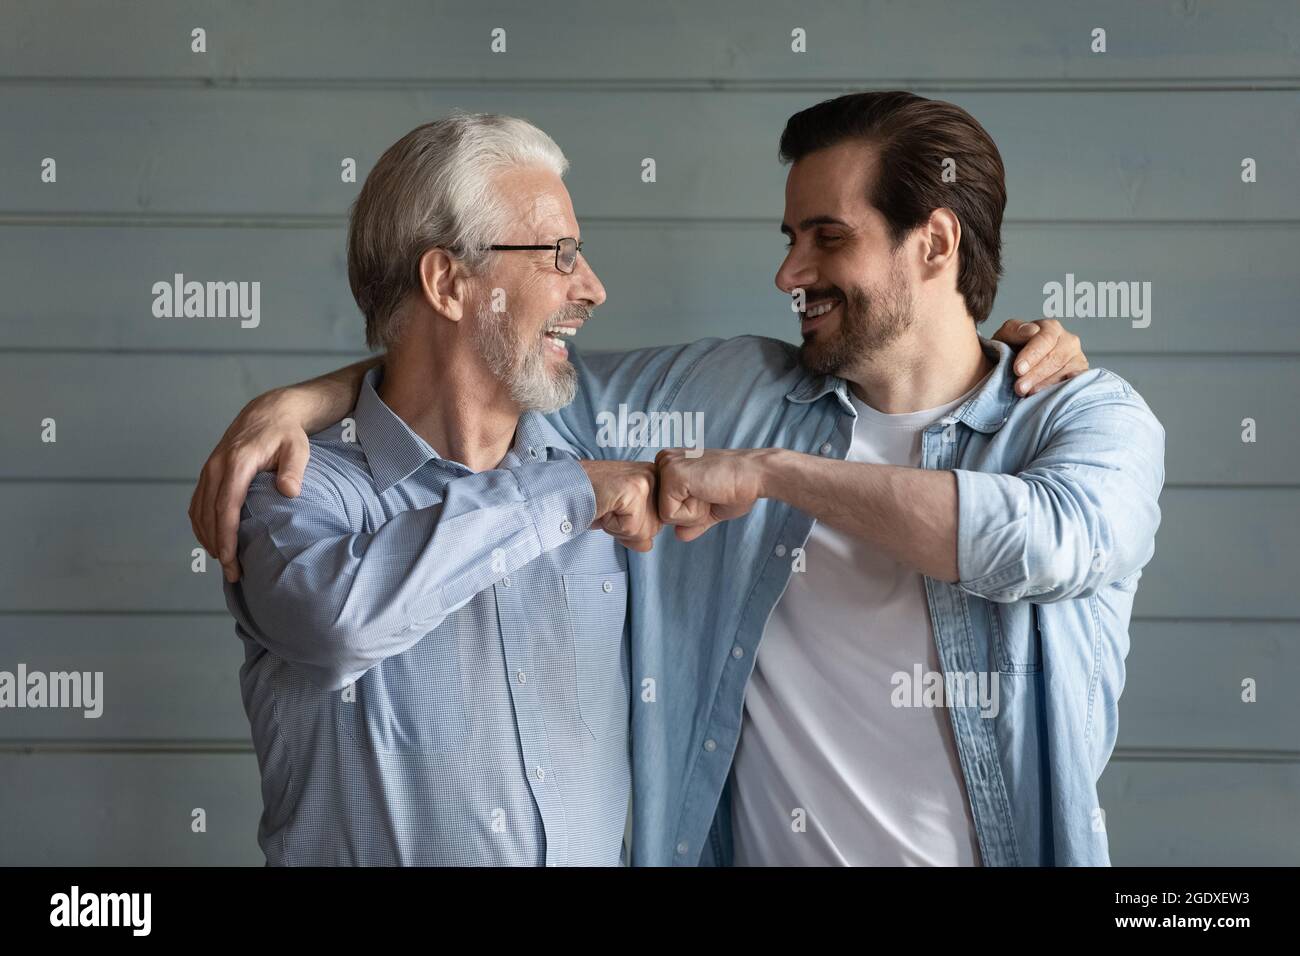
[817,234,843,246]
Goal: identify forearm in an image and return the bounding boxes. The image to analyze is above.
[278,356,381,433]
[758,448,959,581]
[236,458,597,687]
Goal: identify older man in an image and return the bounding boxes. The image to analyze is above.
[221,114,661,865]
[200,101,1094,866]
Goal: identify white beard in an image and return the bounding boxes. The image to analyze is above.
[472,301,578,413]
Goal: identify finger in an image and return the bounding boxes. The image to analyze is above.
[215,458,259,582]
[1021,349,1070,396]
[615,533,653,553]
[675,520,715,543]
[1058,354,1090,383]
[275,436,309,498]
[656,470,685,523]
[190,467,213,556]
[663,493,709,526]
[1031,341,1082,391]
[1012,323,1058,379]
[198,460,224,559]
[994,318,1039,346]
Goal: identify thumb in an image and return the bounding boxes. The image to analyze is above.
[275,437,308,497]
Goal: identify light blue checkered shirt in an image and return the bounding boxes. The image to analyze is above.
[224,367,631,865]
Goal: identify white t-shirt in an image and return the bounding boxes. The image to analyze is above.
[730,382,985,867]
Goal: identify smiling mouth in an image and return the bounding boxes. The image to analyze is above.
[544,322,581,354]
[800,298,841,333]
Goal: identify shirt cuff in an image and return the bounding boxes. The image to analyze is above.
[953,468,1031,593]
[513,457,598,553]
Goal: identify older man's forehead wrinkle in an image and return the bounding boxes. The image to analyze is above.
[499,200,576,248]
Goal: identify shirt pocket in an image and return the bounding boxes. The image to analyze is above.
[988,600,1043,674]
[562,570,630,741]
[337,628,470,755]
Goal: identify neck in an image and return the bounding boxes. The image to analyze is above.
[845,306,992,414]
[379,336,521,473]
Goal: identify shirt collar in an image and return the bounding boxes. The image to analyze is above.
[353,366,577,493]
[783,336,1018,433]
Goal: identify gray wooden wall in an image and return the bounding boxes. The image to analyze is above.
[1,0,1297,865]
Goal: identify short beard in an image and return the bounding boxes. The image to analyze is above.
[472,301,581,413]
[799,261,915,377]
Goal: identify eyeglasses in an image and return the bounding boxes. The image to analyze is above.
[488,237,583,274]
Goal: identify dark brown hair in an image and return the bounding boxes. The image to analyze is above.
[778,91,1006,325]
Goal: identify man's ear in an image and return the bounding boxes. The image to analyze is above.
[922,207,961,274]
[417,247,473,322]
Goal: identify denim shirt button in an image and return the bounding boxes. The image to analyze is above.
[819,442,833,455]
[676,841,689,855]
[731,645,744,659]
[703,738,717,752]
[774,544,787,557]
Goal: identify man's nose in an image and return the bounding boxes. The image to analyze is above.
[775,250,816,297]
[573,255,607,307]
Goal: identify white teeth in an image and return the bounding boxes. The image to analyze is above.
[547,326,578,336]
[806,301,837,318]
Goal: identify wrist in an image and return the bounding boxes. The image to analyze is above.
[270,383,333,433]
[751,447,792,501]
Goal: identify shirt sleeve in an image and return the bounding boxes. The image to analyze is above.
[953,381,1166,604]
[224,457,597,689]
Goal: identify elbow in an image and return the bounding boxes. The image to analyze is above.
[959,510,1156,604]
[235,580,372,680]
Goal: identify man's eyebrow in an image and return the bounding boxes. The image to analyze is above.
[780,215,852,236]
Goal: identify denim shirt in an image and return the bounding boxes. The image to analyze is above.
[550,334,1165,866]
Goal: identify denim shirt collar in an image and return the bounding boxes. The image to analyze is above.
[783,336,1018,434]
[354,365,576,493]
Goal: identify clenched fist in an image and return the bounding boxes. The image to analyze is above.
[579,459,664,552]
[655,448,772,542]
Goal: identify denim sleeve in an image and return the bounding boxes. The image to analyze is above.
[226,458,597,689]
[953,383,1166,604]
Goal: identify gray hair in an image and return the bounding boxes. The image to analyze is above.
[347,112,569,350]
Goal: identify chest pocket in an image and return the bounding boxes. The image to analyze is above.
[988,600,1043,674]
[338,628,470,755]
[563,571,630,740]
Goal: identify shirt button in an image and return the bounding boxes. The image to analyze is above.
[528,447,538,459]
[703,739,717,752]
[602,579,614,593]
[676,841,689,856]
[819,442,833,455]
[534,767,545,782]
[560,518,573,535]
[516,670,527,685]
[501,576,511,588]
[774,544,787,557]
[731,645,744,659]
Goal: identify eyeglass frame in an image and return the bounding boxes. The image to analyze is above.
[487,237,584,274]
